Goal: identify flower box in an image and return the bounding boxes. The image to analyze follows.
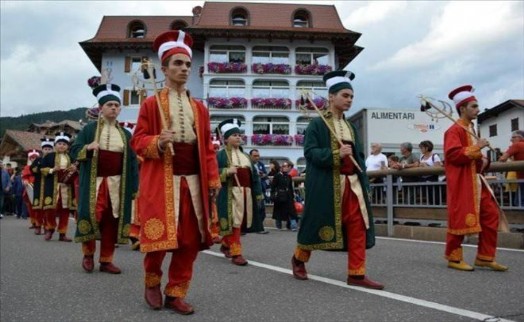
[294,134,305,146]
[207,97,247,109]
[252,63,292,74]
[295,97,327,110]
[294,64,332,75]
[251,97,292,109]
[251,134,293,146]
[207,62,247,73]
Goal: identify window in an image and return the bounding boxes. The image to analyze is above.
[489,124,497,137]
[296,47,329,65]
[209,79,245,97]
[296,116,313,135]
[210,115,246,135]
[296,81,327,100]
[252,80,289,98]
[231,7,249,26]
[128,20,146,38]
[124,56,148,73]
[209,45,246,63]
[122,89,145,106]
[171,20,188,30]
[252,46,289,64]
[293,9,310,28]
[511,118,519,131]
[253,116,289,135]
[296,157,306,173]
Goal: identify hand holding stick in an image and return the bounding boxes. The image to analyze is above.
[143,58,175,156]
[301,91,363,173]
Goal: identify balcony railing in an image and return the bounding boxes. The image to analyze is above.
[251,134,293,146]
[294,64,332,75]
[207,97,247,109]
[207,62,247,73]
[251,63,292,74]
[251,98,292,110]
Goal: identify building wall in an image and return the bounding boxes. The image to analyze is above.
[349,108,454,158]
[479,108,523,154]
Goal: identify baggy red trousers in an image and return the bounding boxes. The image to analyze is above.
[143,177,201,298]
[82,178,119,263]
[44,194,70,234]
[445,184,499,261]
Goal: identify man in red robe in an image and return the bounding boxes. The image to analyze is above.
[131,30,220,315]
[444,85,508,272]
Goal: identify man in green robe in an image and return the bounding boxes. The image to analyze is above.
[70,83,138,274]
[291,71,383,290]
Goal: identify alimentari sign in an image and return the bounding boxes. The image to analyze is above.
[371,111,415,120]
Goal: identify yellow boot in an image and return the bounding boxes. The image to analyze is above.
[474,259,508,271]
[448,260,474,271]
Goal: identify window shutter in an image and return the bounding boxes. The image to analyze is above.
[124,57,131,73]
[123,90,130,106]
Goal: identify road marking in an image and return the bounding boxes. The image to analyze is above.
[377,236,524,253]
[204,250,516,322]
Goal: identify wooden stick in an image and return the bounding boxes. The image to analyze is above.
[420,96,495,152]
[302,91,363,173]
[144,59,175,156]
[92,111,102,158]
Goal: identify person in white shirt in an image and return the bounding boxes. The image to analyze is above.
[365,143,388,183]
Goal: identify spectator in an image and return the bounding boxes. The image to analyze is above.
[4,163,15,215]
[268,159,280,177]
[418,140,443,204]
[250,149,270,234]
[11,168,24,218]
[365,143,388,183]
[499,130,524,206]
[271,161,298,231]
[391,142,420,179]
[0,161,12,218]
[287,161,299,178]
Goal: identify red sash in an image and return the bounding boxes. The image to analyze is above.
[232,168,251,188]
[97,150,123,177]
[172,142,199,175]
[340,140,356,175]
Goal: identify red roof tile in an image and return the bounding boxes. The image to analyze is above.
[3,130,45,152]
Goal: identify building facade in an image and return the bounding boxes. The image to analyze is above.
[80,2,363,171]
[477,100,524,159]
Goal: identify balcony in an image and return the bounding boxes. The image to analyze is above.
[207,62,247,73]
[251,98,291,110]
[295,97,327,110]
[251,63,292,75]
[207,97,247,109]
[251,134,293,146]
[294,64,332,75]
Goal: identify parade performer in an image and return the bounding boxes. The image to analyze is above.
[291,71,383,289]
[444,85,508,272]
[70,84,139,274]
[31,138,55,235]
[216,119,264,266]
[130,30,220,315]
[22,150,40,229]
[39,132,76,242]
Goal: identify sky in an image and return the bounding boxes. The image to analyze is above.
[1,0,523,118]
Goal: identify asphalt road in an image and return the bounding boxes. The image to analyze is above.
[1,215,523,322]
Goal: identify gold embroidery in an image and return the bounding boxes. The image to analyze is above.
[465,213,477,227]
[145,273,162,287]
[348,266,366,276]
[122,224,130,237]
[446,247,463,261]
[229,242,242,256]
[294,247,311,262]
[476,253,494,261]
[220,218,229,230]
[77,220,92,235]
[144,218,165,240]
[45,196,53,205]
[165,281,190,298]
[319,226,335,241]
